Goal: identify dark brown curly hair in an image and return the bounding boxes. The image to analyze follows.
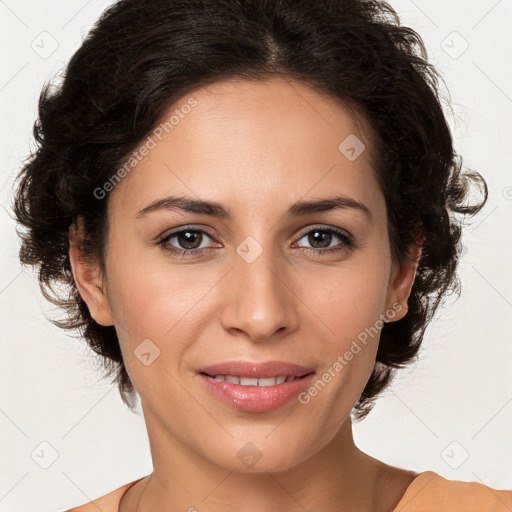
[12,0,487,420]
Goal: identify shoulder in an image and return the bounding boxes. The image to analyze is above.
[65,477,144,512]
[394,470,512,512]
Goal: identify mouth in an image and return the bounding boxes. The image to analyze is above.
[196,369,316,413]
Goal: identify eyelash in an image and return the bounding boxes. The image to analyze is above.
[156,225,354,258]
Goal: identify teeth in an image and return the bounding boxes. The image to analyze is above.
[212,375,295,386]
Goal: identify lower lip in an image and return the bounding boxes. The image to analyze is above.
[197,373,315,412]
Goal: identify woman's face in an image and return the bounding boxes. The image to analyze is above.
[73,77,418,473]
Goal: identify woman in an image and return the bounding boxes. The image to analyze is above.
[12,0,511,510]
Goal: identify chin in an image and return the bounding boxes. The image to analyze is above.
[203,436,315,475]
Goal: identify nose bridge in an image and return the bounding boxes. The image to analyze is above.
[220,234,297,341]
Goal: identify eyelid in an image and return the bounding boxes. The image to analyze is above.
[295,223,352,240]
[157,224,217,242]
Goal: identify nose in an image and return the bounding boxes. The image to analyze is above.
[219,244,300,343]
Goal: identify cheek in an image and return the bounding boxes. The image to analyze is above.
[106,249,213,339]
[107,269,165,338]
[299,270,389,424]
[298,255,390,396]
[306,259,390,339]
[104,259,209,398]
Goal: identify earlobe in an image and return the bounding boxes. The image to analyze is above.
[384,232,424,323]
[68,219,114,327]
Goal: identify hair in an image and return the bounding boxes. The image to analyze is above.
[13,0,487,420]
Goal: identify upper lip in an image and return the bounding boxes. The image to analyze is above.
[198,361,315,379]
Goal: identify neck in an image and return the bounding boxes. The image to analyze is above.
[127,408,397,512]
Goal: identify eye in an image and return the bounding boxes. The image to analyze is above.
[293,226,353,254]
[157,227,216,257]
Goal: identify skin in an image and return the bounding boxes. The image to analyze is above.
[69,77,422,511]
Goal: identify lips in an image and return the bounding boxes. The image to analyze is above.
[197,360,315,379]
[197,371,316,412]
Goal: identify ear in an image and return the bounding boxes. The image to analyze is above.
[384,228,424,323]
[68,217,114,327]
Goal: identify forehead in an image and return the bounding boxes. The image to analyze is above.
[109,77,384,221]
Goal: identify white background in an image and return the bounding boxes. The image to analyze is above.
[1,1,511,510]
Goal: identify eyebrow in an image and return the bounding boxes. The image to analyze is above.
[136,194,373,222]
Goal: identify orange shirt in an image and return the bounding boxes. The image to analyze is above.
[393,471,512,511]
[67,471,512,511]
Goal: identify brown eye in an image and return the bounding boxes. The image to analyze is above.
[157,228,216,257]
[294,227,353,254]
[170,230,204,250]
